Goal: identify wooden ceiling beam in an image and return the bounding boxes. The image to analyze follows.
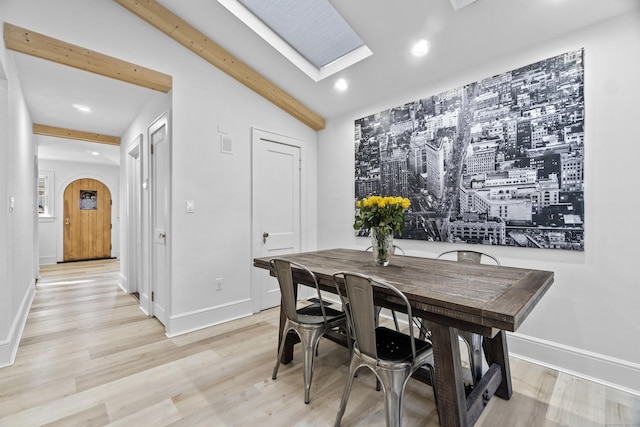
[33,124,121,146]
[3,22,172,93]
[113,0,325,131]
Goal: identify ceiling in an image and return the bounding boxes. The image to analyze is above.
[13,0,640,166]
[15,52,155,166]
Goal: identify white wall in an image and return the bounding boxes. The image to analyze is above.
[166,57,317,335]
[0,12,38,367]
[2,0,317,356]
[37,159,120,265]
[317,12,640,394]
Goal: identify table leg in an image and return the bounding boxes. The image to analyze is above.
[430,322,468,427]
[483,330,512,399]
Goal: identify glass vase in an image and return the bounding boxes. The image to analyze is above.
[370,227,394,266]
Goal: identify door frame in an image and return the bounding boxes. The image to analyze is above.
[250,128,310,313]
[146,111,171,324]
[33,156,39,279]
[126,111,171,325]
[125,134,142,295]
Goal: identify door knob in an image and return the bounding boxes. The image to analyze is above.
[262,232,269,244]
[65,218,70,226]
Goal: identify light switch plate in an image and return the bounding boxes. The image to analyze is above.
[220,135,233,154]
[186,200,195,213]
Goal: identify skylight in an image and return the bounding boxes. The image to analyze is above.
[218,0,372,82]
[450,0,478,11]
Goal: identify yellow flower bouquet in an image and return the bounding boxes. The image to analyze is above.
[354,195,411,266]
[353,195,411,234]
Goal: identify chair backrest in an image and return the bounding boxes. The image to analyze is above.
[364,245,405,256]
[333,272,417,360]
[437,249,501,266]
[270,258,328,323]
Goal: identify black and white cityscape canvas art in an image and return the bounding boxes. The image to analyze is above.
[354,49,585,251]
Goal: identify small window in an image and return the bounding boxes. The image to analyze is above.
[79,190,98,210]
[38,171,54,217]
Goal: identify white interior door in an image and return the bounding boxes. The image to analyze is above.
[252,129,302,311]
[150,114,170,325]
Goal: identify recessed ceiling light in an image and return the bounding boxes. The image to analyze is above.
[72,103,91,113]
[412,40,430,57]
[334,78,349,92]
[90,151,100,156]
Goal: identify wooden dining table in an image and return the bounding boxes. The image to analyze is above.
[253,248,554,427]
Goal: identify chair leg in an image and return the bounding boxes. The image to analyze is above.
[374,306,382,327]
[272,321,292,380]
[300,327,326,404]
[334,357,360,427]
[391,310,399,331]
[469,333,483,385]
[413,318,431,341]
[272,349,282,381]
[426,364,440,422]
[419,320,431,341]
[302,338,317,404]
[378,368,410,427]
[459,331,483,385]
[343,325,353,355]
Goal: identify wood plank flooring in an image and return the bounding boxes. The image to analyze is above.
[1,260,638,426]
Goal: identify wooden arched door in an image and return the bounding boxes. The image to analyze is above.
[63,178,112,261]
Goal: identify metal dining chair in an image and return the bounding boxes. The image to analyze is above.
[364,244,406,256]
[332,271,438,427]
[435,249,501,386]
[270,258,350,404]
[438,249,500,266]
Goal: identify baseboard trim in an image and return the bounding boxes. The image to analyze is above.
[507,332,640,397]
[322,294,640,396]
[166,298,254,337]
[117,272,128,293]
[0,280,36,368]
[38,256,57,265]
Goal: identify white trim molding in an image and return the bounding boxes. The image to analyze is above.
[38,255,57,265]
[508,332,640,397]
[118,272,128,293]
[166,299,254,337]
[0,280,36,368]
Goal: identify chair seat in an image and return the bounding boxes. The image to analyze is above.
[297,304,346,325]
[376,326,432,362]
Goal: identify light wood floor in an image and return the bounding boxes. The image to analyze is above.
[1,260,639,426]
